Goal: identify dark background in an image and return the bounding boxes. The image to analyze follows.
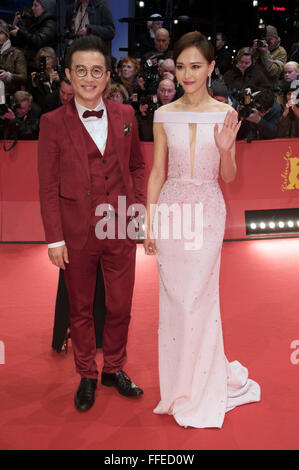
[1,0,298,55]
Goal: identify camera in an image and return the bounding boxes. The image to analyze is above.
[7,24,16,32]
[0,103,10,117]
[63,30,77,41]
[139,94,159,115]
[143,52,165,69]
[231,89,257,119]
[257,38,271,48]
[35,56,49,83]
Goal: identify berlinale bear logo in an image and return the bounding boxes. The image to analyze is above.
[281,146,299,191]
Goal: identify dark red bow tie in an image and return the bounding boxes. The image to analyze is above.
[82,109,104,119]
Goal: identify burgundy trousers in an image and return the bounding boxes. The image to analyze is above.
[64,223,137,379]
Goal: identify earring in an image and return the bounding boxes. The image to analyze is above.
[208,74,211,88]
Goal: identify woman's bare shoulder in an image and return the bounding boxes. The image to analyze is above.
[156,99,183,113]
[209,99,235,113]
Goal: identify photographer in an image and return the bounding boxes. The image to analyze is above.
[136,78,176,142]
[106,82,129,104]
[253,25,287,86]
[0,90,41,141]
[237,88,281,141]
[31,47,61,111]
[9,0,57,74]
[277,83,299,137]
[65,0,115,50]
[138,13,163,57]
[224,47,271,93]
[115,56,140,97]
[0,20,27,97]
[43,77,74,113]
[141,28,173,67]
[215,32,232,76]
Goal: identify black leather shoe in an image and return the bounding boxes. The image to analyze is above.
[101,370,143,397]
[74,378,97,411]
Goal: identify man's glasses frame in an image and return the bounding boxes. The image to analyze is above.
[70,65,107,79]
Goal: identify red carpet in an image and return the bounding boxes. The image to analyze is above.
[0,239,299,450]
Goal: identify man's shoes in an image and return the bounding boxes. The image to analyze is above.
[74,377,97,411]
[101,370,143,397]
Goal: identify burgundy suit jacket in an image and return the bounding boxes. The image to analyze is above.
[38,98,146,249]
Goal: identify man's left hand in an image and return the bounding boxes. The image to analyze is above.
[0,70,9,81]
[3,109,15,120]
[77,27,87,36]
[246,109,262,124]
[9,27,19,37]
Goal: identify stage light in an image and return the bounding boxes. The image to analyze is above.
[138,1,145,7]
[174,19,179,24]
[253,0,258,6]
[245,209,299,237]
[259,19,264,24]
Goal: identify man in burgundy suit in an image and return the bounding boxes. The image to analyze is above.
[38,35,146,411]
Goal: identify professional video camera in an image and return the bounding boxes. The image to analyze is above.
[231,88,261,119]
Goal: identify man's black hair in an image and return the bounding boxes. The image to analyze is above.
[65,35,111,71]
[254,88,275,112]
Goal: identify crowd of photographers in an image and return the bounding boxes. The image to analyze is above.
[1,1,299,144]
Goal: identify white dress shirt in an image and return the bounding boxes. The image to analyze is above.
[48,98,108,249]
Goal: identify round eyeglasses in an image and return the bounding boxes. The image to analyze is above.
[71,65,107,79]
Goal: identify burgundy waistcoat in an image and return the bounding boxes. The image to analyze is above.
[80,120,127,226]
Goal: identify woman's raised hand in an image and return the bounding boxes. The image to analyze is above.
[214,110,242,153]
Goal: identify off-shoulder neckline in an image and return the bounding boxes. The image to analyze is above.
[155,110,228,114]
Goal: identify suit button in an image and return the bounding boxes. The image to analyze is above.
[103,159,107,164]
[106,191,110,196]
[105,176,109,180]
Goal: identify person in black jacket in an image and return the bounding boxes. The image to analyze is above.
[65,0,115,52]
[224,47,271,93]
[0,90,41,140]
[9,0,57,74]
[215,32,232,76]
[237,88,282,141]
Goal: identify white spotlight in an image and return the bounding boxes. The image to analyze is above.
[288,221,294,228]
[253,0,258,6]
[269,222,275,229]
[174,19,179,25]
[139,1,145,7]
[251,223,257,230]
[278,221,285,228]
[260,222,266,229]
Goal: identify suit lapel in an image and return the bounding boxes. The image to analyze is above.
[63,98,90,183]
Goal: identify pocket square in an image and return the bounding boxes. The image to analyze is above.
[124,123,132,136]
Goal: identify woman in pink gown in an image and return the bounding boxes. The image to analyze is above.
[144,31,261,429]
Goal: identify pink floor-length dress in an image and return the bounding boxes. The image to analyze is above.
[152,110,261,428]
